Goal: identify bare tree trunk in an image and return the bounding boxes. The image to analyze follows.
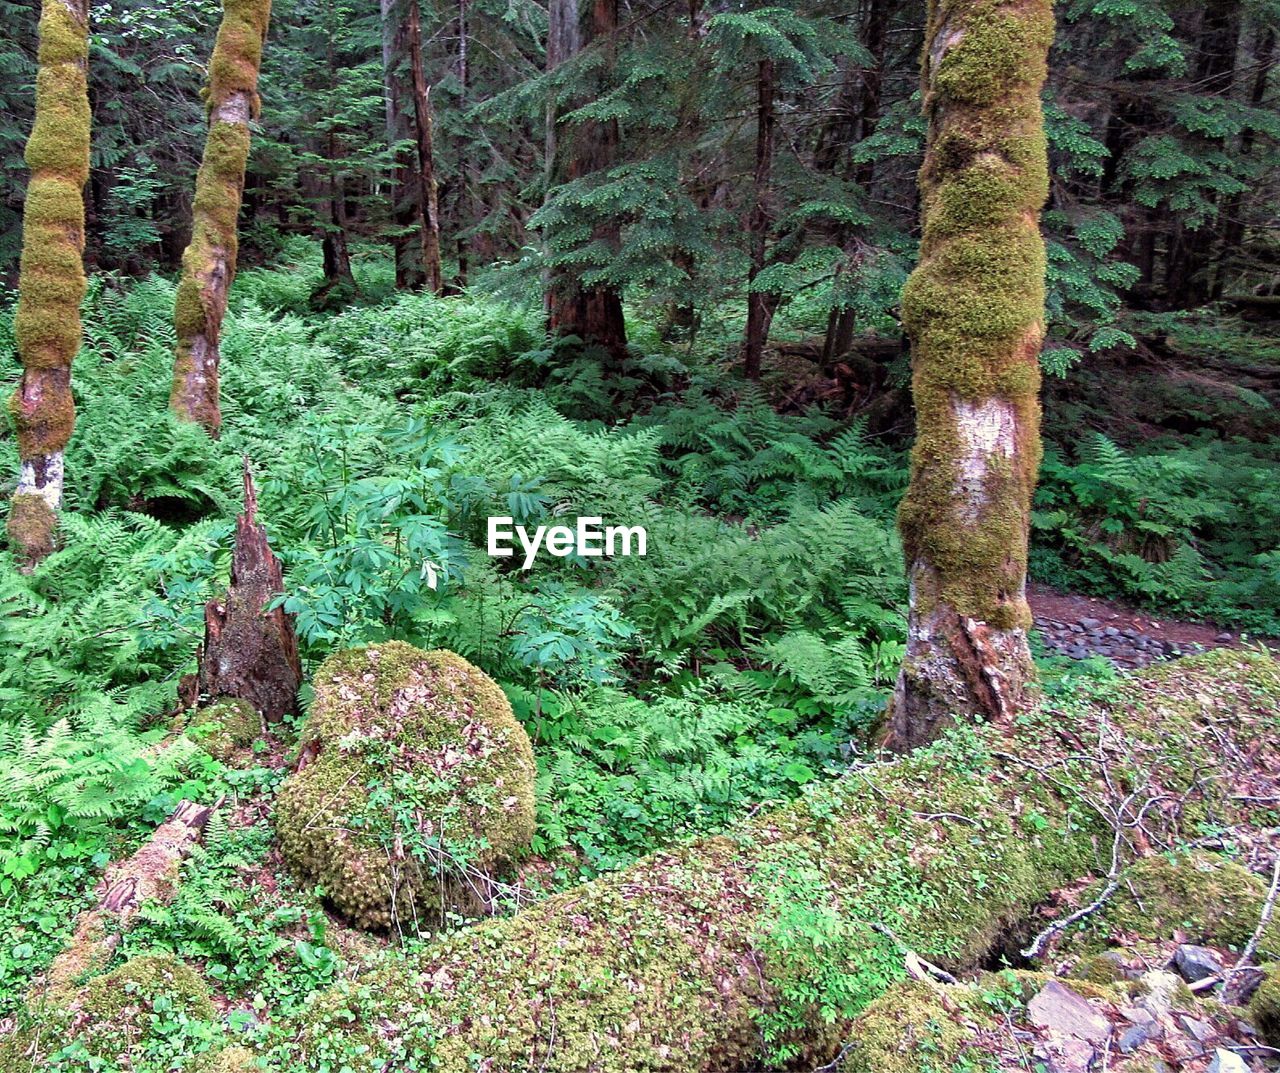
[381,0,426,290]
[883,0,1054,751]
[196,460,301,723]
[742,58,777,380]
[7,0,91,569]
[169,0,272,436]
[405,0,443,294]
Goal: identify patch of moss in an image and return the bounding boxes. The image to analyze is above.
[6,491,57,564]
[1060,852,1280,956]
[275,643,537,931]
[843,980,985,1073]
[178,696,262,765]
[1249,963,1280,1045]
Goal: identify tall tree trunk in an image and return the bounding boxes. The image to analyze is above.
[169,0,272,436]
[884,0,1054,751]
[822,0,890,364]
[318,173,357,301]
[381,0,425,290]
[1211,24,1272,298]
[7,0,91,568]
[742,57,777,380]
[405,0,443,294]
[1163,0,1241,308]
[545,0,628,362]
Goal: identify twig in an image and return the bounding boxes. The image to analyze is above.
[1221,854,1280,1002]
[1022,823,1124,959]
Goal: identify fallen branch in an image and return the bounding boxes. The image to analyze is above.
[1221,853,1280,1003]
[35,799,220,1001]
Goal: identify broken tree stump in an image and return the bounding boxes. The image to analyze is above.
[196,458,301,722]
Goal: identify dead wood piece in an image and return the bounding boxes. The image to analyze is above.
[197,458,301,722]
[37,799,217,1001]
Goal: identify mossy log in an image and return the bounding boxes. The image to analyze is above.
[887,0,1055,747]
[6,0,90,568]
[295,651,1279,1072]
[170,0,271,434]
[34,800,216,1004]
[196,460,301,721]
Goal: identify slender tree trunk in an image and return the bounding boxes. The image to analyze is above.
[742,58,777,380]
[1163,0,1241,307]
[822,0,890,364]
[545,0,628,361]
[320,175,357,298]
[169,0,272,436]
[405,0,443,294]
[381,0,425,290]
[1212,25,1272,298]
[884,0,1054,751]
[7,0,91,568]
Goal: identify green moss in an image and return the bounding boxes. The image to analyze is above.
[275,643,537,931]
[1061,852,1280,954]
[9,0,89,479]
[82,952,214,1022]
[178,697,262,765]
[842,980,985,1073]
[1249,963,1280,1045]
[1070,952,1130,986]
[7,492,58,564]
[932,4,1054,106]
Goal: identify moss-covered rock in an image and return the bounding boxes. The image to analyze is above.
[1250,963,1280,1045]
[275,643,536,931]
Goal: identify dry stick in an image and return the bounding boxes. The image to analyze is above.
[1221,853,1280,1002]
[1022,817,1126,959]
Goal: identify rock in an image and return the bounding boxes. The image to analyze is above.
[275,643,537,931]
[1069,623,1084,633]
[1139,971,1190,1017]
[1207,1048,1249,1073]
[1181,1016,1215,1043]
[1118,1024,1151,1053]
[1104,626,1120,637]
[1216,632,1234,643]
[1027,980,1112,1043]
[1079,617,1102,630]
[1175,944,1226,983]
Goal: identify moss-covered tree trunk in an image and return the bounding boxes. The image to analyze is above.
[169,0,271,436]
[288,652,1279,1072]
[6,0,91,569]
[884,0,1054,751]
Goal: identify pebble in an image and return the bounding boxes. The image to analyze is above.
[1174,944,1225,984]
[1034,611,1239,671]
[1207,1049,1249,1073]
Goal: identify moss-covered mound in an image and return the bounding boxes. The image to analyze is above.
[177,696,262,765]
[275,643,536,930]
[1251,963,1280,1045]
[1057,852,1280,956]
[842,979,995,1073]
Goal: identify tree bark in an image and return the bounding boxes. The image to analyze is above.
[884,0,1053,751]
[169,0,272,436]
[7,0,91,569]
[1211,24,1272,298]
[742,58,777,380]
[405,0,443,294]
[196,459,301,723]
[381,0,426,290]
[545,0,628,362]
[1163,0,1241,308]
